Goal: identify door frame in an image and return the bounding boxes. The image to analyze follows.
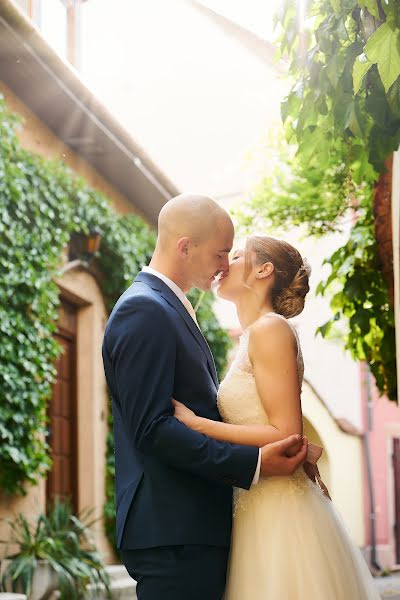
[387,428,400,568]
[393,437,400,564]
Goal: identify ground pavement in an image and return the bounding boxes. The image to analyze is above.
[376,574,400,599]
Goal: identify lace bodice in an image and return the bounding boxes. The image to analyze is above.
[218,313,304,428]
[217,312,310,510]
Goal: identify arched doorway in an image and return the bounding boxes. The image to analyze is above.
[53,266,112,558]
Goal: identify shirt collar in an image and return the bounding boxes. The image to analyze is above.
[141,266,187,306]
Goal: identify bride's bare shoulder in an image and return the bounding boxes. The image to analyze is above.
[248,314,297,356]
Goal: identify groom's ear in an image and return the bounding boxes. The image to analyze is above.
[177,236,190,257]
[257,261,274,280]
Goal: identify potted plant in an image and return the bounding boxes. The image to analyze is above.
[0,497,110,599]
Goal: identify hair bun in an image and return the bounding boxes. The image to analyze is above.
[244,236,311,319]
[274,270,310,319]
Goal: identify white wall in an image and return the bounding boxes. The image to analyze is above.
[80,0,287,196]
[13,0,30,14]
[80,0,362,427]
[194,0,277,40]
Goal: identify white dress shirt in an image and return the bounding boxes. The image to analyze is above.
[141,266,261,485]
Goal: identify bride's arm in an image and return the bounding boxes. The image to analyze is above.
[173,402,287,447]
[173,317,303,452]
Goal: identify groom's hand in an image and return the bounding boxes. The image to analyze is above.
[260,435,308,478]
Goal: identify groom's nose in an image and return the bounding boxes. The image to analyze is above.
[220,256,230,275]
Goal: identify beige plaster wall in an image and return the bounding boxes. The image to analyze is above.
[0,81,133,216]
[302,382,365,547]
[0,481,46,560]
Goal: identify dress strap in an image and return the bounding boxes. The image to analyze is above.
[261,311,283,319]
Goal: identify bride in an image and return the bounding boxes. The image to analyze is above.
[173,235,380,600]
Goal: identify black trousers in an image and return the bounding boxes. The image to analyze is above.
[121,545,229,600]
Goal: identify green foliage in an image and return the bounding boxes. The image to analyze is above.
[0,497,110,599]
[237,0,399,399]
[0,94,231,552]
[316,204,396,399]
[234,130,359,236]
[104,409,118,556]
[276,0,400,176]
[0,97,156,497]
[0,101,73,495]
[364,22,400,92]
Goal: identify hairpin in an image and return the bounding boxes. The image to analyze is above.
[299,257,312,277]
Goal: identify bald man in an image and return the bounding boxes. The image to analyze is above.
[102,194,307,600]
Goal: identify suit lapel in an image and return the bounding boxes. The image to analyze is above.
[135,272,219,387]
[160,287,219,387]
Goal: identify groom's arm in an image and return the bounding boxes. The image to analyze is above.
[104,295,259,490]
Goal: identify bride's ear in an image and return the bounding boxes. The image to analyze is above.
[256,262,274,280]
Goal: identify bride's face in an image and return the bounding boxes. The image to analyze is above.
[217,247,257,301]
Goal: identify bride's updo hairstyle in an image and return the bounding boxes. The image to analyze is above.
[244,236,310,319]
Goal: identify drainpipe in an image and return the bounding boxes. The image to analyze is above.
[392,147,400,406]
[363,367,381,572]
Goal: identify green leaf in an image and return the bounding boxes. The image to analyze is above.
[317,320,333,338]
[330,0,341,16]
[345,100,365,137]
[358,0,380,18]
[353,53,373,94]
[365,23,400,92]
[325,57,340,88]
[381,0,400,24]
[387,78,400,119]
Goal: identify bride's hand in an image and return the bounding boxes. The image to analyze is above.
[172,399,198,429]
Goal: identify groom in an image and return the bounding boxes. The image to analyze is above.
[102,194,307,600]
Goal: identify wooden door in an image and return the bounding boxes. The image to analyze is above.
[47,300,78,512]
[393,437,400,563]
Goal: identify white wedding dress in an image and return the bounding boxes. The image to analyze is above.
[217,313,380,600]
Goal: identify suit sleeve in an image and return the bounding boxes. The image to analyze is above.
[104,295,259,490]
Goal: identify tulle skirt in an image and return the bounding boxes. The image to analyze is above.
[224,469,380,600]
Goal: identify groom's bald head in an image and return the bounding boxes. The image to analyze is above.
[157,193,231,250]
[150,193,234,292]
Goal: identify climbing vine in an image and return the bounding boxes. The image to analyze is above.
[0,95,231,552]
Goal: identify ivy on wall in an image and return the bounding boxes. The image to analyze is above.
[0,95,231,552]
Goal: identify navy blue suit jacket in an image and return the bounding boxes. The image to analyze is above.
[102,272,259,550]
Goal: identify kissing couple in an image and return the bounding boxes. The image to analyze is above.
[102,194,380,599]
